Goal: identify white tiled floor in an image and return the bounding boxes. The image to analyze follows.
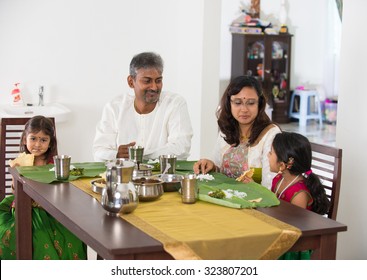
[279,120,337,147]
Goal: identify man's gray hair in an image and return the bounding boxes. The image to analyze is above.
[129,52,164,78]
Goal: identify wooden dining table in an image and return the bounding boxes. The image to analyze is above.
[9,167,347,260]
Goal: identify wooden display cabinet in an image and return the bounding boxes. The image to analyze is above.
[231,33,293,123]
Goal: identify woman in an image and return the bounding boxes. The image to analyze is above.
[193,75,281,189]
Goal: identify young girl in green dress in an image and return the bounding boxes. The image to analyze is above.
[0,115,87,259]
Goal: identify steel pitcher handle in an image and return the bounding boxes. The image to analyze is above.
[106,166,118,202]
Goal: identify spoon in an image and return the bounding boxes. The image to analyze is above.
[162,163,171,176]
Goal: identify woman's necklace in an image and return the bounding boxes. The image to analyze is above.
[240,131,250,144]
[240,126,251,144]
[241,135,248,143]
[275,175,300,198]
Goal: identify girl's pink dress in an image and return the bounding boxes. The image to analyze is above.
[271,173,313,210]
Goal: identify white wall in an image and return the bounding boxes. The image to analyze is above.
[336,0,367,259]
[0,0,220,162]
[0,0,339,161]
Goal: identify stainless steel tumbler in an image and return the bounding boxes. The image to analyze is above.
[181,174,198,204]
[128,146,144,164]
[53,155,71,180]
[159,155,177,174]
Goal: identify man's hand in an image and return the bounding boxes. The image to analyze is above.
[116,142,136,159]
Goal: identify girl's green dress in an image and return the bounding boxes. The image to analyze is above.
[0,195,87,260]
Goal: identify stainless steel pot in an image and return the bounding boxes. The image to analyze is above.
[133,177,164,201]
[154,174,183,192]
[132,164,153,179]
[101,159,138,216]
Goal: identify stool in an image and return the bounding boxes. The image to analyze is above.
[289,89,323,126]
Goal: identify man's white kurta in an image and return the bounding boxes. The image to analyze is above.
[93,91,193,161]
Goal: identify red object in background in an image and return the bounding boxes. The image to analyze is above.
[257,63,263,77]
[280,78,287,90]
[11,83,21,102]
[11,83,20,94]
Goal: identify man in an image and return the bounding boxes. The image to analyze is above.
[93,52,193,162]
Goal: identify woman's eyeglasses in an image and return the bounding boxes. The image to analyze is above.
[230,98,258,108]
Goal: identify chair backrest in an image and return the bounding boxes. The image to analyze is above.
[310,142,342,220]
[0,117,56,200]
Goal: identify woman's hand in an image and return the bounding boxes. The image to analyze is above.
[238,176,254,184]
[193,159,216,174]
[236,168,255,184]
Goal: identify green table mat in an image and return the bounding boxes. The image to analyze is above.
[16,162,106,183]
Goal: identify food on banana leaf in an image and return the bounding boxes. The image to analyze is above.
[236,168,255,181]
[147,159,160,171]
[248,198,263,203]
[222,189,247,199]
[197,174,215,181]
[208,189,226,199]
[70,168,84,176]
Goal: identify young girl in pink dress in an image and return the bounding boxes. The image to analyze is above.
[268,132,330,214]
[268,132,330,259]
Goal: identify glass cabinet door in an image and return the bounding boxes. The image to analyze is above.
[231,33,292,123]
[270,40,290,103]
[245,39,265,82]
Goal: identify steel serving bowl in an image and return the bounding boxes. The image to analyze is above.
[154,174,183,192]
[132,164,153,179]
[132,177,164,202]
[91,178,106,194]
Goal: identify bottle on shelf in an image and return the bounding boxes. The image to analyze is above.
[11,83,24,106]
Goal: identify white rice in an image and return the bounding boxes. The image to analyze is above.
[197,174,215,181]
[223,189,247,199]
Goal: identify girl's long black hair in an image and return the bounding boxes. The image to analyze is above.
[272,132,330,215]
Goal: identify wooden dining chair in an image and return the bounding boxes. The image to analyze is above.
[310,142,343,220]
[0,117,56,200]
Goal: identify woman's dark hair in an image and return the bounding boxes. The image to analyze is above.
[217,75,274,146]
[20,115,57,162]
[272,132,330,215]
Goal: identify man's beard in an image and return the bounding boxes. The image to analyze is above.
[144,90,160,104]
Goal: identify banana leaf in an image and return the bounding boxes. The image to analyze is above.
[145,160,196,172]
[197,172,279,209]
[176,160,197,171]
[16,162,106,183]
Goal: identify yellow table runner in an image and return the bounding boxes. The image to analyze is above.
[72,178,301,260]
